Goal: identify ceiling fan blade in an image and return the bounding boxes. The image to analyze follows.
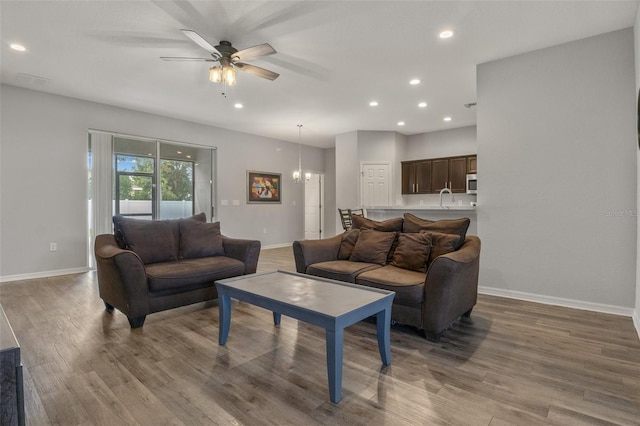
[231,43,276,63]
[180,29,221,57]
[160,57,214,62]
[234,62,280,81]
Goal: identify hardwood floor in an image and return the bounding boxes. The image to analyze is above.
[1,246,639,425]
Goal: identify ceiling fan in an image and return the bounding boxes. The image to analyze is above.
[161,30,280,86]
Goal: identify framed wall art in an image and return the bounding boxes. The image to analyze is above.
[247,171,281,204]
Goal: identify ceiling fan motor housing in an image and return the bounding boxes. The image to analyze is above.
[216,41,239,59]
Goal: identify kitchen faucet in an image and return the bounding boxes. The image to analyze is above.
[439,187,454,207]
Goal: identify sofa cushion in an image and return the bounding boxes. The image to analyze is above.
[337,229,360,260]
[355,265,425,306]
[425,232,462,264]
[349,229,397,265]
[145,256,245,293]
[351,215,404,232]
[402,213,470,248]
[179,220,224,259]
[306,260,381,283]
[113,217,177,264]
[391,232,432,272]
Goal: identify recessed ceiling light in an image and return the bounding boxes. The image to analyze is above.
[177,151,182,154]
[409,79,420,85]
[439,30,454,39]
[186,155,192,159]
[443,116,452,122]
[10,43,26,52]
[418,102,427,108]
[369,101,378,107]
[397,121,405,126]
[234,103,243,109]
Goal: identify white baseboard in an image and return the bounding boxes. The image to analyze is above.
[478,286,635,317]
[0,267,91,283]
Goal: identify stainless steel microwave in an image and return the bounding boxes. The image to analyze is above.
[466,174,477,194]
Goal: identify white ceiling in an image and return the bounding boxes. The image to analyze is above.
[1,1,637,148]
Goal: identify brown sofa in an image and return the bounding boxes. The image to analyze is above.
[95,213,260,328]
[293,213,480,340]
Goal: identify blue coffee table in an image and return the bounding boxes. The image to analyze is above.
[215,270,395,403]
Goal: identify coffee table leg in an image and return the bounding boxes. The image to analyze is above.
[273,312,281,325]
[218,294,231,345]
[376,306,392,365]
[326,327,344,403]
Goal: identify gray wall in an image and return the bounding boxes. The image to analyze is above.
[406,126,477,159]
[334,130,360,235]
[0,84,325,278]
[323,147,337,237]
[477,28,637,310]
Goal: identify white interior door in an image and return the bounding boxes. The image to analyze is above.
[304,173,323,239]
[361,162,390,207]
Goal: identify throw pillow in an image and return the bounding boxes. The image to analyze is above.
[391,233,432,272]
[179,220,225,259]
[337,229,360,260]
[425,231,462,264]
[349,229,397,265]
[351,215,404,232]
[402,213,470,248]
[116,218,177,264]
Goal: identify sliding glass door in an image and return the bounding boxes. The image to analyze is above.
[88,132,216,267]
[110,137,214,220]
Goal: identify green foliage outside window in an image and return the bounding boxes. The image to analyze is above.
[116,155,193,201]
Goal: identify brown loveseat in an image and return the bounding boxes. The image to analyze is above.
[293,213,480,340]
[95,213,260,328]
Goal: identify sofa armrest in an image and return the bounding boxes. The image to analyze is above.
[422,236,481,334]
[94,234,150,318]
[222,236,261,274]
[292,234,342,273]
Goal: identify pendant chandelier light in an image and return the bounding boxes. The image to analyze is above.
[292,124,311,184]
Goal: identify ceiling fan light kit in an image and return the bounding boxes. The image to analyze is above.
[209,65,236,86]
[163,30,279,92]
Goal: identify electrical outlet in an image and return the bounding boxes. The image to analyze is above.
[50,242,57,252]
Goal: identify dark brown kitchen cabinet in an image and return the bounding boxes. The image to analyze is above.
[401,162,415,194]
[402,160,432,194]
[449,157,467,193]
[467,155,477,174]
[402,154,476,194]
[431,159,449,193]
